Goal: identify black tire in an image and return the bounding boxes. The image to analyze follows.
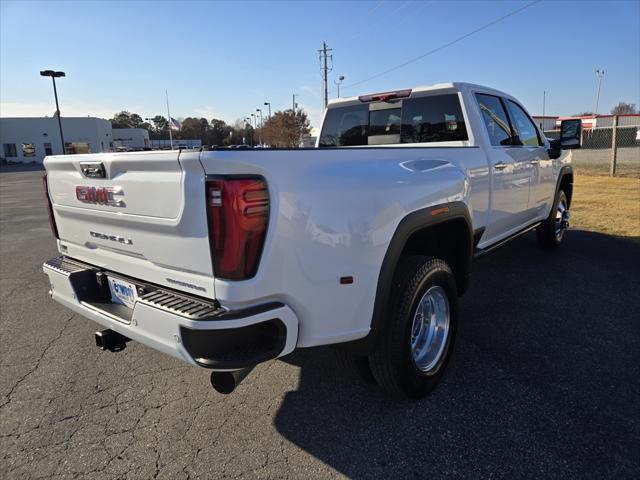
[332,347,376,384]
[368,256,458,399]
[537,189,569,249]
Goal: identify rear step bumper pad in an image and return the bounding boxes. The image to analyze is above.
[43,256,298,369]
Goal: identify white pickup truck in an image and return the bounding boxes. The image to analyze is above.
[43,83,581,398]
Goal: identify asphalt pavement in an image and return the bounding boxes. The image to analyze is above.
[1,167,639,479]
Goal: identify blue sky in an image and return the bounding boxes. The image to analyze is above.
[1,0,639,128]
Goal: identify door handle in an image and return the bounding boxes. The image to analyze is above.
[530,160,540,165]
[494,162,508,170]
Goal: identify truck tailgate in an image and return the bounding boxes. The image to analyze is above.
[44,150,215,298]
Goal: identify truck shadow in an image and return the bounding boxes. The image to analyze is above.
[273,230,640,478]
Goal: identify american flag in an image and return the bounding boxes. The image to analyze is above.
[169,117,181,130]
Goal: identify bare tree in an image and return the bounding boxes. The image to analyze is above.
[611,102,638,115]
[261,110,311,148]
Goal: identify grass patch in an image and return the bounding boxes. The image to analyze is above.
[572,174,640,243]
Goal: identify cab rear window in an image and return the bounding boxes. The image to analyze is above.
[318,93,468,147]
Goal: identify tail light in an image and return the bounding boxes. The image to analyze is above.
[42,174,59,239]
[206,177,269,280]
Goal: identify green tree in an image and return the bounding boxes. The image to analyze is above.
[148,116,168,140]
[111,111,135,128]
[206,118,228,146]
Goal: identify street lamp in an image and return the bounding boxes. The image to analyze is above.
[263,102,271,119]
[251,113,257,129]
[256,108,263,128]
[594,69,605,116]
[334,75,345,98]
[40,70,66,154]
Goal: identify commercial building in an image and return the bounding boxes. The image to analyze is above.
[0,117,113,164]
[532,116,559,133]
[149,139,201,149]
[112,128,150,151]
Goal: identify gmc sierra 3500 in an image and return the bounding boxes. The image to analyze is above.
[42,83,581,398]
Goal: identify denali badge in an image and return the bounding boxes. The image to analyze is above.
[90,231,133,245]
[76,186,124,206]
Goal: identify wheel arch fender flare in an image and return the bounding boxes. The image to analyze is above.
[345,201,473,355]
[555,165,574,209]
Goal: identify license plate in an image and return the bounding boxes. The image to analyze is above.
[107,276,138,308]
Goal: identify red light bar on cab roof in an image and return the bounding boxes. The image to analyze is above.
[358,89,412,103]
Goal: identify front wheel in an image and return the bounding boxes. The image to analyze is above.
[368,256,458,399]
[537,189,570,248]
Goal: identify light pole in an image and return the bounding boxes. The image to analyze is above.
[245,117,253,146]
[334,75,345,98]
[263,102,271,119]
[292,93,297,114]
[40,70,66,154]
[256,109,263,146]
[251,113,257,129]
[594,69,605,116]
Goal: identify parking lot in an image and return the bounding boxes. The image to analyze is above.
[1,167,639,479]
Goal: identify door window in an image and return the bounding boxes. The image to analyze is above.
[506,100,541,146]
[476,94,513,146]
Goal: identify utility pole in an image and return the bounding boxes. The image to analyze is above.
[318,41,333,110]
[594,69,605,116]
[541,90,546,131]
[166,90,173,149]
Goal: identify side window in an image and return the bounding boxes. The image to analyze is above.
[506,100,541,146]
[21,143,36,157]
[319,104,368,147]
[475,94,513,146]
[401,94,468,143]
[3,143,17,157]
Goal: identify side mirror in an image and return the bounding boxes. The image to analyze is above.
[547,139,561,159]
[560,119,581,149]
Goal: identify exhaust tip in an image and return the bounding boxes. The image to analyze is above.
[210,372,236,394]
[95,329,129,352]
[210,367,255,394]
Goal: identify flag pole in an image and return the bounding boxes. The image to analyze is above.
[166,90,174,149]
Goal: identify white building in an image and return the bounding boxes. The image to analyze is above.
[112,128,150,151]
[149,139,201,149]
[0,117,113,164]
[532,116,559,132]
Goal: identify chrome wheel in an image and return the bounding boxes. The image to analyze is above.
[554,195,570,241]
[410,285,450,373]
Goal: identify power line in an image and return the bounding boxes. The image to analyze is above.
[343,0,542,90]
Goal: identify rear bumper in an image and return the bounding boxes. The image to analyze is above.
[43,256,298,370]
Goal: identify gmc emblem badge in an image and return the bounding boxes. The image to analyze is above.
[76,186,124,207]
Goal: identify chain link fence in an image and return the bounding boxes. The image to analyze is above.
[545,115,640,177]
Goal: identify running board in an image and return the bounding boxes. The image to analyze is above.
[473,222,541,260]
